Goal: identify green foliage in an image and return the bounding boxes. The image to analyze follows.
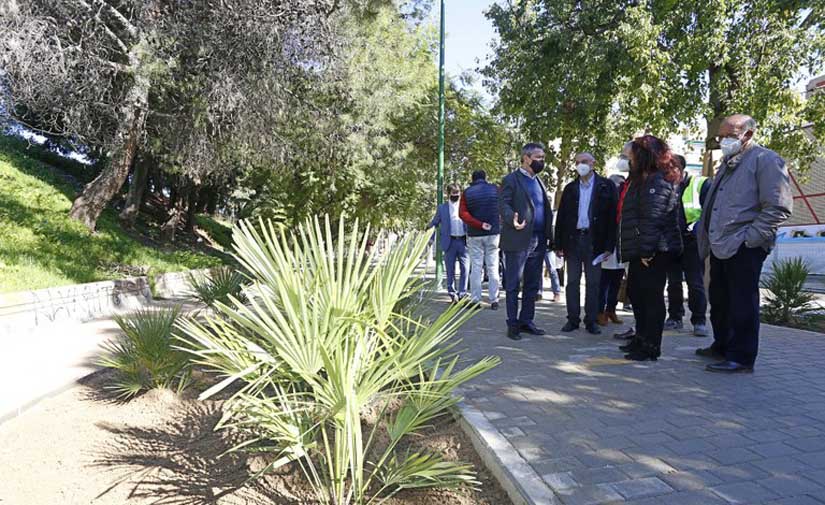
[194,214,234,251]
[178,217,499,505]
[762,257,818,324]
[0,136,224,292]
[97,306,191,399]
[485,0,825,186]
[187,266,247,308]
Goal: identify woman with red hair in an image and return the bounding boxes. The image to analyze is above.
[617,135,683,361]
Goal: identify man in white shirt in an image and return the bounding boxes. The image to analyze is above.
[428,183,469,302]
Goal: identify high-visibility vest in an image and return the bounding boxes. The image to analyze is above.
[682,175,708,226]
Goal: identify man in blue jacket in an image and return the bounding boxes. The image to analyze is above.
[460,170,501,310]
[428,183,469,302]
[499,143,555,340]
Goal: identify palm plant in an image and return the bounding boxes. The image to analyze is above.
[762,256,817,324]
[97,306,191,399]
[187,266,247,308]
[177,216,498,505]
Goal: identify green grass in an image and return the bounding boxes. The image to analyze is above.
[194,214,234,251]
[0,136,224,293]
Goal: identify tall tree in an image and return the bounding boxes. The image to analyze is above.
[485,0,825,183]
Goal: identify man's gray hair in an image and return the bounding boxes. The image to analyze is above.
[575,152,596,162]
[726,114,758,133]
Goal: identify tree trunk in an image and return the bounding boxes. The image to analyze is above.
[69,52,150,231]
[185,185,200,232]
[118,156,150,226]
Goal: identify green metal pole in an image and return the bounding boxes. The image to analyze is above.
[435,0,446,289]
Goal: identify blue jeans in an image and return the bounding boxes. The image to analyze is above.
[540,253,561,294]
[504,234,546,328]
[444,237,468,297]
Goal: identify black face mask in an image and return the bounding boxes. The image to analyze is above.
[530,159,545,173]
[449,195,459,202]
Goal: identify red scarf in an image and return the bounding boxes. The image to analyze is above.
[616,181,630,224]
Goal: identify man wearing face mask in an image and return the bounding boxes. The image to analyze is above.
[499,143,555,341]
[553,152,618,334]
[427,183,469,303]
[696,114,792,373]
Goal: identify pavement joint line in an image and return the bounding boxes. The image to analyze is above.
[457,403,561,505]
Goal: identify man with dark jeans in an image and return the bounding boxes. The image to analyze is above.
[664,154,711,336]
[499,143,555,341]
[696,114,792,373]
[554,152,618,335]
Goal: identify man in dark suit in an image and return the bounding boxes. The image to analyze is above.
[554,152,618,335]
[428,183,469,302]
[499,143,554,340]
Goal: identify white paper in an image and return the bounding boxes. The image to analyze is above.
[592,252,611,266]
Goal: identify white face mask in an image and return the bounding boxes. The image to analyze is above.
[615,158,630,172]
[719,136,743,157]
[576,163,592,177]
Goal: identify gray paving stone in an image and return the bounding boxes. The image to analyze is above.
[661,490,728,505]
[500,426,526,438]
[665,438,717,456]
[576,449,634,468]
[542,471,579,493]
[796,451,825,470]
[710,481,780,504]
[757,475,823,497]
[764,496,825,505]
[752,456,812,475]
[617,458,676,479]
[749,442,801,458]
[706,447,761,465]
[785,436,825,453]
[532,456,586,474]
[556,483,624,505]
[661,470,724,491]
[608,477,673,500]
[571,467,628,485]
[709,463,772,483]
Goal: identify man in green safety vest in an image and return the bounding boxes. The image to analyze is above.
[663,155,711,336]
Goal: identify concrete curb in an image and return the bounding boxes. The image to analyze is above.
[457,403,561,505]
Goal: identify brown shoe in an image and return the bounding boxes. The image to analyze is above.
[596,312,609,326]
[552,292,561,302]
[607,311,624,324]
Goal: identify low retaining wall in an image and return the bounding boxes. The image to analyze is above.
[0,268,215,333]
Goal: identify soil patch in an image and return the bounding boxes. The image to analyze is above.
[0,370,511,505]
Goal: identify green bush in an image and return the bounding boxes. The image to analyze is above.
[97,306,191,399]
[187,267,247,308]
[761,256,817,324]
[178,217,498,505]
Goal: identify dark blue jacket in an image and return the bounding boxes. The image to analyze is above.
[462,180,501,236]
[499,170,554,252]
[428,202,467,252]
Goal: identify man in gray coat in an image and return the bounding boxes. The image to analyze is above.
[499,143,554,341]
[696,114,792,373]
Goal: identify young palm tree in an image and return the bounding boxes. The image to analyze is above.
[178,216,498,505]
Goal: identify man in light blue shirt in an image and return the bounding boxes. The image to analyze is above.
[553,152,618,334]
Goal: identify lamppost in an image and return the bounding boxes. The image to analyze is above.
[435,0,446,288]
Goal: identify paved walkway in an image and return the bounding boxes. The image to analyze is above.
[454,292,825,505]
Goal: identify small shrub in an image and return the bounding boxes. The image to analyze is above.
[97,306,191,399]
[761,257,817,324]
[187,267,247,308]
[178,217,499,505]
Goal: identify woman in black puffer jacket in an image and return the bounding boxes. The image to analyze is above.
[617,135,683,361]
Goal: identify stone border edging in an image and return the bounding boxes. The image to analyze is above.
[457,403,561,505]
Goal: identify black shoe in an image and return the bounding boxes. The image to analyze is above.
[535,293,543,301]
[706,361,753,374]
[561,321,579,332]
[490,302,499,311]
[625,350,658,361]
[449,294,457,303]
[585,323,602,335]
[507,326,522,341]
[619,338,642,352]
[613,327,635,340]
[695,346,725,359]
[520,323,546,335]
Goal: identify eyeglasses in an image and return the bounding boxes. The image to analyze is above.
[713,133,743,143]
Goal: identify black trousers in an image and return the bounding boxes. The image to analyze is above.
[709,245,768,367]
[666,236,708,324]
[564,232,601,326]
[628,253,673,355]
[600,269,624,313]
